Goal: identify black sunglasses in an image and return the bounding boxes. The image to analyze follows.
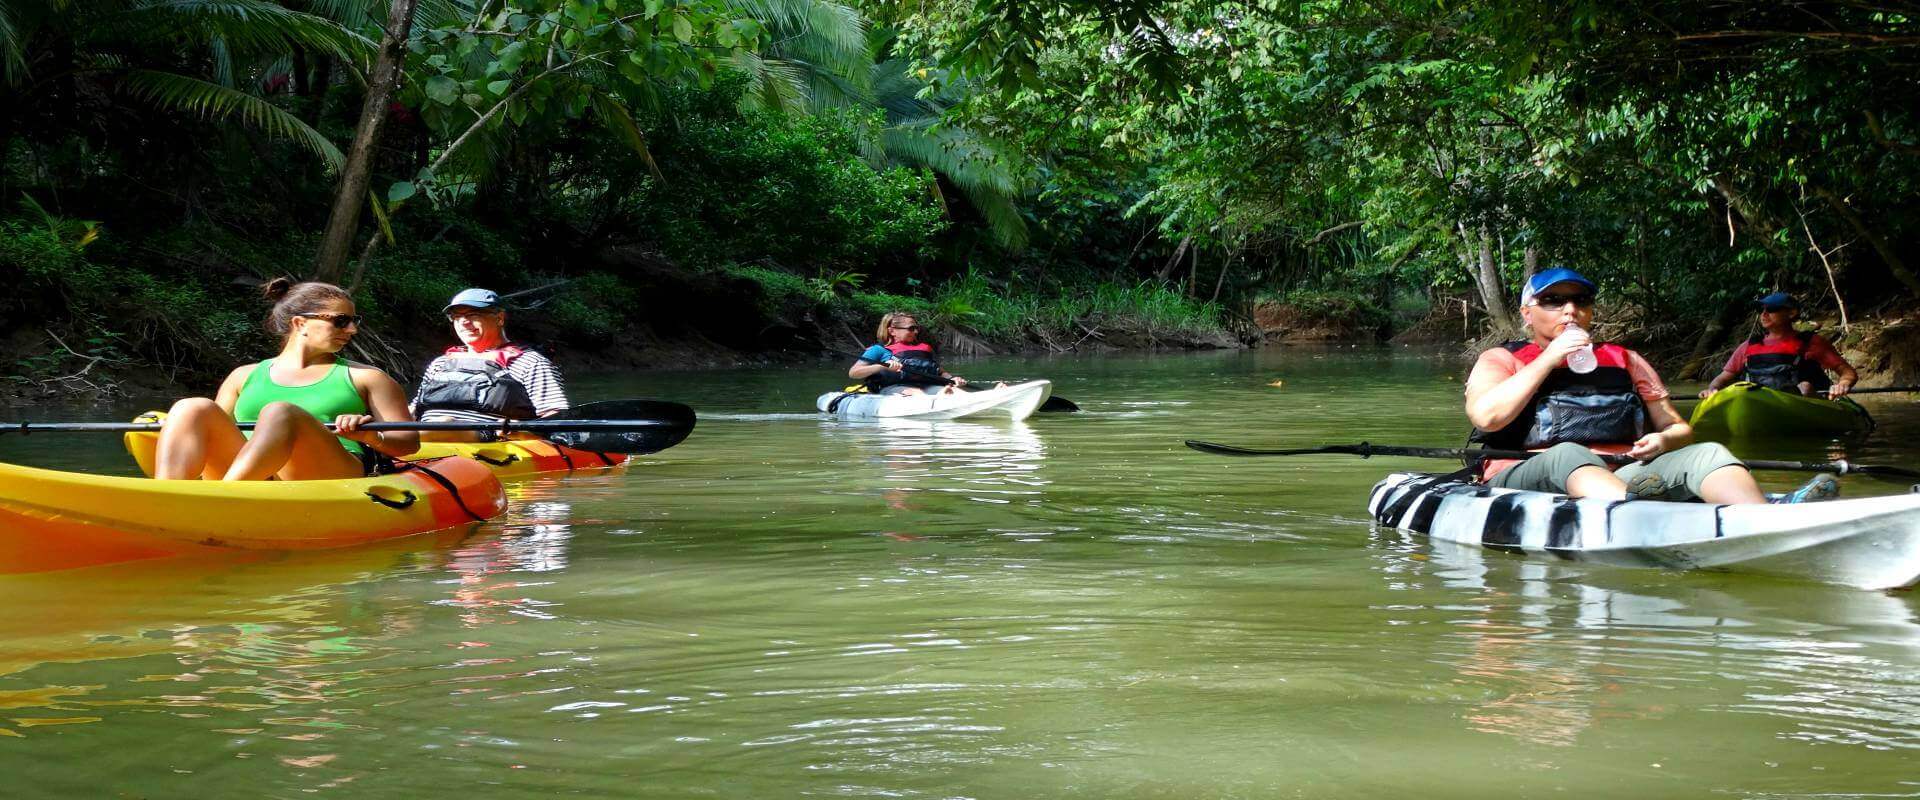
[891,324,922,331]
[1530,293,1595,309]
[303,313,364,328]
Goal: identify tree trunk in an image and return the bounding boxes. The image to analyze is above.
[1471,222,1519,333]
[1678,298,1750,380]
[1814,187,1920,296]
[1522,243,1539,283]
[312,0,419,284]
[1209,248,1232,304]
[1158,236,1192,283]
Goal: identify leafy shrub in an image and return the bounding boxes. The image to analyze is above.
[625,84,947,274]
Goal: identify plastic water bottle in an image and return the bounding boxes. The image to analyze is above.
[1564,323,1597,374]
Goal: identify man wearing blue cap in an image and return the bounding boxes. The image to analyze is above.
[410,288,570,441]
[1698,292,1857,399]
[1463,268,1833,503]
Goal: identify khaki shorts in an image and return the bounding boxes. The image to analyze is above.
[1486,441,1745,500]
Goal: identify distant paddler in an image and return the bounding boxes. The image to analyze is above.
[1464,268,1833,504]
[1698,292,1858,399]
[152,279,420,480]
[411,288,571,442]
[847,311,995,396]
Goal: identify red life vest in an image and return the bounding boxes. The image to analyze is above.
[1469,340,1649,450]
[1740,331,1830,392]
[867,342,944,389]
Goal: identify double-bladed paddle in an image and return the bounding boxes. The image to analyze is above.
[1183,439,1920,480]
[1,399,697,455]
[838,351,1080,412]
[1677,385,1920,403]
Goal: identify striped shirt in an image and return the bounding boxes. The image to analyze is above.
[411,348,570,423]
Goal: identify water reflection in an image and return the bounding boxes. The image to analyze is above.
[436,481,580,628]
[1387,537,1920,752]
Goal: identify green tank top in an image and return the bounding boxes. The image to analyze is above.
[233,359,370,454]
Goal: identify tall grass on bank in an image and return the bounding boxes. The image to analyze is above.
[931,271,1224,339]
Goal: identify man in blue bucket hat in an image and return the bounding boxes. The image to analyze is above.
[409,288,571,442]
[1462,269,1836,504]
[1698,292,1858,399]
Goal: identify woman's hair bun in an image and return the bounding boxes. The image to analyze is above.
[260,276,296,303]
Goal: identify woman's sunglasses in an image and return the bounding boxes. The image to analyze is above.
[891,324,922,331]
[303,313,364,329]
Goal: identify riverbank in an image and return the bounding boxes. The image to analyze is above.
[1,242,1246,405]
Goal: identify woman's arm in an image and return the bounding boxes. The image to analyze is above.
[344,368,420,457]
[214,364,253,414]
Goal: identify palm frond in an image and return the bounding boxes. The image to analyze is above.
[730,50,810,115]
[868,56,942,122]
[882,121,1028,248]
[726,0,867,59]
[0,3,24,83]
[210,35,236,87]
[586,88,662,179]
[121,69,344,170]
[121,0,373,62]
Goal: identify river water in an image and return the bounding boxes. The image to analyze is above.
[3,347,1919,798]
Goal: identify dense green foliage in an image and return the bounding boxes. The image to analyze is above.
[6,0,1919,392]
[875,0,1920,358]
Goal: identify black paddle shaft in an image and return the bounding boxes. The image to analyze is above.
[1182,439,1920,480]
[0,399,698,455]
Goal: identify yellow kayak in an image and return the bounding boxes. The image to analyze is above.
[0,456,504,574]
[1689,382,1874,440]
[126,412,629,479]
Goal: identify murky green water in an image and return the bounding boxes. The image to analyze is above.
[4,348,1920,798]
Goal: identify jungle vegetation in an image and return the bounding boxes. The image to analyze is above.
[3,0,1916,390]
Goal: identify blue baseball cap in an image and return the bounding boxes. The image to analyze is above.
[1754,292,1799,310]
[1520,268,1597,306]
[442,288,502,313]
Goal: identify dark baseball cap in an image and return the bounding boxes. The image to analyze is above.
[1754,292,1799,310]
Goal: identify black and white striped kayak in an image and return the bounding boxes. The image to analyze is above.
[1367,472,1920,590]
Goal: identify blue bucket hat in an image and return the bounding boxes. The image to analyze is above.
[1754,292,1799,311]
[442,288,502,314]
[1520,268,1597,306]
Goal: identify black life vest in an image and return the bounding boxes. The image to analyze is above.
[1469,340,1650,450]
[415,345,538,419]
[864,342,947,390]
[1740,331,1831,393]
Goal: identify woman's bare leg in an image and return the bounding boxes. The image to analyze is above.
[223,401,363,481]
[154,398,248,480]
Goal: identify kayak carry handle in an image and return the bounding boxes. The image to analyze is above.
[470,450,520,467]
[365,487,418,510]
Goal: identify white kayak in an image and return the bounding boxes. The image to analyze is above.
[817,380,1053,422]
[1367,471,1920,590]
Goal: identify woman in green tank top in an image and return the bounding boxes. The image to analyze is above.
[152,279,420,480]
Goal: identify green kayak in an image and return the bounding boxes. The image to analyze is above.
[1688,381,1874,440]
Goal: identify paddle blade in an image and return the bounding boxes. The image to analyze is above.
[541,400,696,455]
[1039,395,1080,413]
